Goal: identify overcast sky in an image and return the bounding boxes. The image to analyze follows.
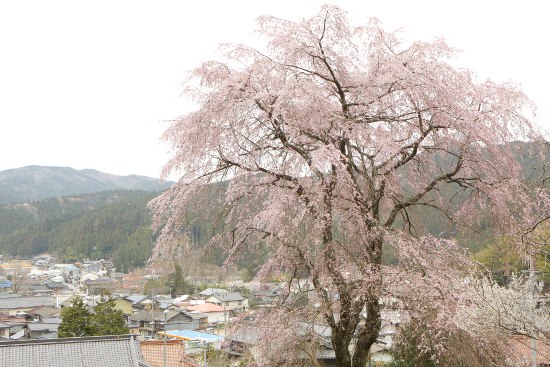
[0,1,548,179]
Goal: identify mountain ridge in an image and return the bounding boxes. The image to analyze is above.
[0,165,172,204]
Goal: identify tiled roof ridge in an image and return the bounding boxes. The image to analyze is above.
[0,333,137,347]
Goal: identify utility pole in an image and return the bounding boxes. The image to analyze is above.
[163,309,168,367]
[528,250,537,367]
[151,291,155,339]
[203,340,207,367]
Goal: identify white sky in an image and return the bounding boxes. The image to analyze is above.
[0,1,548,179]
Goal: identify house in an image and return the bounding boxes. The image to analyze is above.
[32,255,55,266]
[0,334,150,367]
[0,322,10,339]
[184,303,227,325]
[81,260,104,273]
[140,339,198,367]
[198,288,228,299]
[205,292,248,312]
[79,272,100,284]
[26,320,60,339]
[46,281,70,292]
[155,295,177,311]
[0,315,27,339]
[27,306,61,321]
[84,277,119,294]
[0,295,54,315]
[173,295,197,307]
[178,312,209,331]
[126,294,154,311]
[113,297,134,316]
[129,310,208,339]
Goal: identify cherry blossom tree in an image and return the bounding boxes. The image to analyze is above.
[150,6,547,366]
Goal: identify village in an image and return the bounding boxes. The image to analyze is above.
[1,254,383,366]
[1,255,546,366]
[0,255,280,366]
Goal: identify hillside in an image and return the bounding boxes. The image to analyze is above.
[0,190,160,272]
[0,165,172,204]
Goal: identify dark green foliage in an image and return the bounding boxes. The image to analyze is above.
[0,188,222,272]
[58,297,94,337]
[58,292,128,338]
[167,262,194,296]
[0,190,156,271]
[90,292,129,336]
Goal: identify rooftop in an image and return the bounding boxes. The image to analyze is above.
[185,304,225,313]
[0,334,149,367]
[0,296,54,310]
[209,292,245,302]
[198,288,228,296]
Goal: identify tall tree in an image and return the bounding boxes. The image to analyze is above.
[90,291,129,336]
[150,6,548,366]
[168,261,193,296]
[58,293,128,337]
[58,297,93,337]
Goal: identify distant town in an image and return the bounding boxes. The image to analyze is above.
[0,254,301,366]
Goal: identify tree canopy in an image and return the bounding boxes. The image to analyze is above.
[150,6,549,367]
[58,293,128,338]
[58,297,94,338]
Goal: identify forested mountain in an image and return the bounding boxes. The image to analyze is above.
[0,142,547,273]
[0,190,160,272]
[0,165,172,204]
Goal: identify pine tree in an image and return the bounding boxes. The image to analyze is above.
[90,291,129,336]
[58,292,128,337]
[58,297,93,337]
[168,261,192,296]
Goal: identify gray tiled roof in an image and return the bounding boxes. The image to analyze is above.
[210,292,245,302]
[0,296,54,310]
[27,323,60,332]
[198,288,228,296]
[126,295,150,304]
[181,311,208,320]
[0,335,150,367]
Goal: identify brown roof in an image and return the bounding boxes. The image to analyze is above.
[140,340,198,367]
[185,304,225,313]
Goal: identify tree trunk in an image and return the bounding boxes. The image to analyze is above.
[352,300,381,367]
[332,329,353,367]
[330,299,381,367]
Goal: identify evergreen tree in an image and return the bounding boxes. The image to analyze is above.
[58,297,93,337]
[58,293,128,337]
[167,261,193,296]
[90,291,129,336]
